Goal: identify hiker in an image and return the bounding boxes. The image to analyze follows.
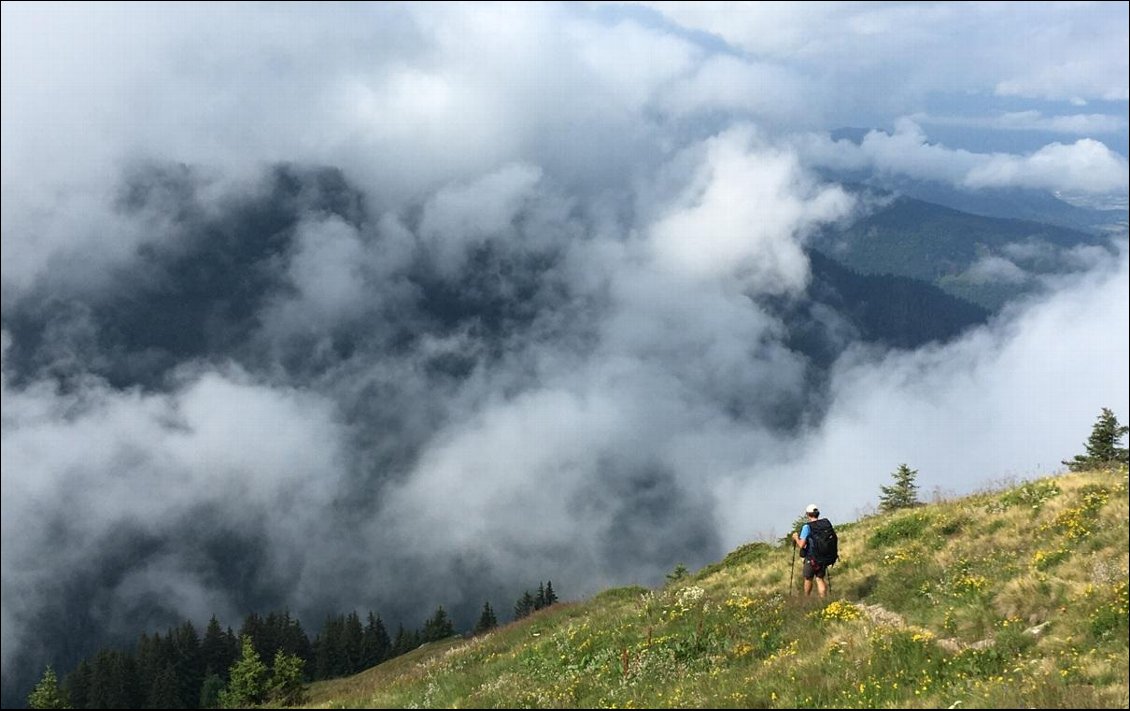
[792,504,836,598]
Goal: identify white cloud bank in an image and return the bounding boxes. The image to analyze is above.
[797,119,1130,195]
[716,241,1130,542]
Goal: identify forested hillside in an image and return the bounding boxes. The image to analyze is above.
[813,196,1117,310]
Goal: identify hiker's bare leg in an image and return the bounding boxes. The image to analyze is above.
[803,579,813,596]
[815,576,828,598]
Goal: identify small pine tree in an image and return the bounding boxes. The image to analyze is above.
[514,590,535,620]
[544,580,558,606]
[218,635,267,708]
[28,666,66,710]
[199,673,225,709]
[473,601,498,635]
[266,650,307,706]
[422,606,454,642]
[1063,407,1129,471]
[665,564,689,584]
[879,463,921,512]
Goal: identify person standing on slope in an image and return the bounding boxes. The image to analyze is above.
[792,504,836,598]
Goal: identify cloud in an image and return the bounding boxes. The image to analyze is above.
[962,255,1029,285]
[965,139,1130,194]
[714,241,1130,541]
[796,119,1130,194]
[659,55,812,122]
[261,216,371,336]
[418,164,546,276]
[649,125,853,290]
[996,47,1130,102]
[1,361,350,681]
[643,1,1130,103]
[913,110,1128,135]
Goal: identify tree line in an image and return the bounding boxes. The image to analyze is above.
[28,583,561,709]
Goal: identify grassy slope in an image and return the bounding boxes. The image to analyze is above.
[300,467,1129,709]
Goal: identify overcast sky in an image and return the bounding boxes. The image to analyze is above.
[2,1,1127,702]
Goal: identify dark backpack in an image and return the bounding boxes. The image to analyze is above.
[806,518,838,567]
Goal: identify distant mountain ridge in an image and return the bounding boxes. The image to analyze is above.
[867,178,1127,234]
[813,194,1120,310]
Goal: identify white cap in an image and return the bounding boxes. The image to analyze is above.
[805,504,819,515]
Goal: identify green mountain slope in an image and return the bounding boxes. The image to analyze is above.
[298,467,1129,709]
[814,197,1115,311]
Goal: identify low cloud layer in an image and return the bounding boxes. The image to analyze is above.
[913,110,1128,136]
[716,243,1130,540]
[2,3,1127,705]
[797,119,1130,195]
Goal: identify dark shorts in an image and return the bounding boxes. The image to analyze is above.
[803,559,826,580]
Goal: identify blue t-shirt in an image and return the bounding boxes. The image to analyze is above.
[799,523,811,556]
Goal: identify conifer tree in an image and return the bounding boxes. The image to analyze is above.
[87,649,115,709]
[391,624,417,657]
[146,664,180,709]
[28,666,66,710]
[82,648,140,709]
[422,605,455,642]
[201,616,237,681]
[473,602,498,635]
[134,632,160,697]
[171,620,203,706]
[535,582,547,610]
[314,614,344,679]
[544,581,558,606]
[666,564,689,584]
[342,611,365,674]
[110,650,141,709]
[218,635,267,708]
[514,590,535,620]
[361,612,391,668]
[223,628,239,675]
[261,612,283,667]
[266,649,307,706]
[1063,407,1129,471]
[879,463,922,512]
[282,612,313,669]
[63,659,91,710]
[199,673,225,709]
[241,612,278,670]
[312,632,329,680]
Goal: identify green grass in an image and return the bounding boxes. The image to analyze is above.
[298,467,1130,709]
